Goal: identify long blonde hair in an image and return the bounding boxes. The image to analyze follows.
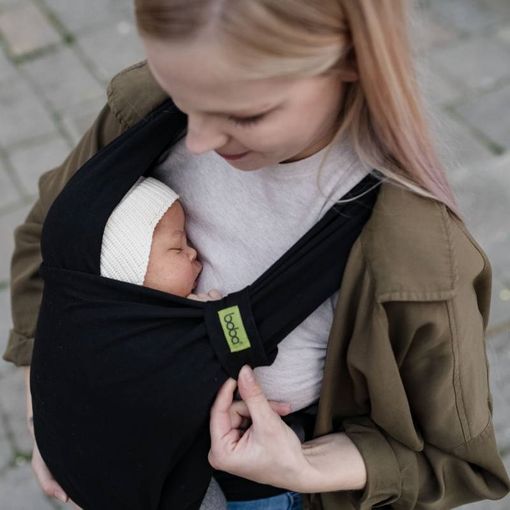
[135,0,458,214]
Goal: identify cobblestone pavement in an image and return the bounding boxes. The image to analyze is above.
[0,0,509,508]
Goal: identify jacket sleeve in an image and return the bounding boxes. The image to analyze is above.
[2,103,124,367]
[341,257,510,508]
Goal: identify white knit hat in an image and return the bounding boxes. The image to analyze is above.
[100,177,180,285]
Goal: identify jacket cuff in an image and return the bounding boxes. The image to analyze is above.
[342,417,403,509]
[2,329,33,366]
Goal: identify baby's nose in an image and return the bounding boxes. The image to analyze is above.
[187,247,198,261]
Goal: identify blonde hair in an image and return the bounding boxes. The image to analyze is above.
[135,0,458,214]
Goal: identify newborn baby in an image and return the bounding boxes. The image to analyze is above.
[100,176,226,510]
[101,175,219,302]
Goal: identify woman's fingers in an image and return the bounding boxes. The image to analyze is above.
[210,377,238,442]
[31,441,68,503]
[236,365,279,430]
[215,373,292,431]
[229,399,291,428]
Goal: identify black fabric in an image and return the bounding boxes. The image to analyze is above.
[30,99,380,510]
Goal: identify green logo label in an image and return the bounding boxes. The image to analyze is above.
[218,306,251,353]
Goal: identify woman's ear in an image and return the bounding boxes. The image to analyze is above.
[330,65,359,82]
[341,48,359,82]
[341,66,359,82]
[330,48,359,82]
[340,46,359,82]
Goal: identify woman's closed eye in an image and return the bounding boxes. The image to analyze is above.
[229,113,266,127]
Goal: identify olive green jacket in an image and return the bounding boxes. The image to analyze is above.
[3,61,510,509]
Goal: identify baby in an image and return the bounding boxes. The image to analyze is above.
[100,176,226,510]
[101,175,220,302]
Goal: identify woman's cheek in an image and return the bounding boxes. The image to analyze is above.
[246,124,285,151]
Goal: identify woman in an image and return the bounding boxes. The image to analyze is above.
[5,1,510,508]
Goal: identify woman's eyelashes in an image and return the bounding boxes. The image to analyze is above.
[229,113,266,127]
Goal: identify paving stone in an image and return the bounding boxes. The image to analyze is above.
[450,153,510,253]
[482,0,510,20]
[0,286,13,377]
[0,203,31,282]
[489,276,510,333]
[487,332,510,436]
[427,0,503,34]
[0,0,20,9]
[429,36,510,91]
[460,495,510,509]
[21,47,104,113]
[8,134,70,196]
[448,153,510,333]
[454,82,510,152]
[60,95,106,145]
[44,0,134,36]
[0,329,13,467]
[0,49,17,83]
[429,110,494,176]
[0,77,57,147]
[0,365,32,454]
[77,23,145,83]
[0,160,22,210]
[0,411,12,470]
[411,5,460,53]
[417,60,462,106]
[0,462,56,509]
[498,25,510,45]
[0,2,60,57]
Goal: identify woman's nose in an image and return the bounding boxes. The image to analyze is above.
[185,116,228,155]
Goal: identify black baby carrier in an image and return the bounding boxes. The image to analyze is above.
[31,99,380,509]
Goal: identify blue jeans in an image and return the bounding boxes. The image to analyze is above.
[227,491,303,510]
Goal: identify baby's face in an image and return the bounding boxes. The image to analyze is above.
[144,201,203,296]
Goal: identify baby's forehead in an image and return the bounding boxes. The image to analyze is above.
[154,202,185,235]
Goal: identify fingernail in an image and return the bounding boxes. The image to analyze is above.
[241,365,255,384]
[55,491,68,503]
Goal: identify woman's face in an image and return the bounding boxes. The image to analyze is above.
[143,37,357,170]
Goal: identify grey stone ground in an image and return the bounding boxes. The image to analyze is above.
[0,0,509,508]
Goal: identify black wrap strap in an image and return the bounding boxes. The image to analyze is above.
[205,289,272,378]
[32,98,382,509]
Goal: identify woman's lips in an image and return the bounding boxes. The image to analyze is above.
[216,151,250,161]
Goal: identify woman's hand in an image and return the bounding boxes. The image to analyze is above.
[24,367,69,504]
[31,441,70,504]
[208,365,312,492]
[208,365,367,493]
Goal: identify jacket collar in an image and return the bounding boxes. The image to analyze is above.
[360,183,458,302]
[107,61,168,130]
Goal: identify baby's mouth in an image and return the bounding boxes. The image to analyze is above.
[193,261,203,288]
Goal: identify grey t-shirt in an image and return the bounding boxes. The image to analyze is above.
[152,137,370,412]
